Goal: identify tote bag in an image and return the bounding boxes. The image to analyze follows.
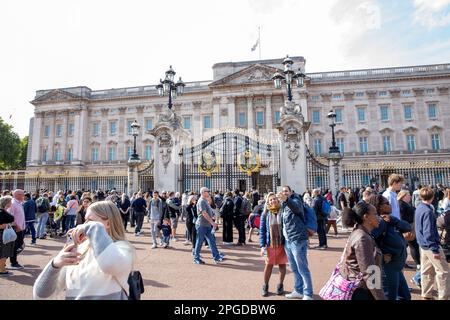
[2,224,17,244]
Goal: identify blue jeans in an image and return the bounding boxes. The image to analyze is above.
[383,262,411,300]
[194,225,220,261]
[65,215,76,231]
[26,221,36,243]
[412,270,421,284]
[284,239,313,297]
[36,212,49,238]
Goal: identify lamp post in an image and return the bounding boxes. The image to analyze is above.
[156,66,185,110]
[271,55,306,101]
[327,109,343,196]
[130,120,141,161]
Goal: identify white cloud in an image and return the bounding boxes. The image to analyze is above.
[412,0,450,28]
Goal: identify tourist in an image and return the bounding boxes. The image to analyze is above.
[312,188,328,250]
[8,189,26,270]
[259,193,287,297]
[220,191,234,245]
[248,199,264,243]
[348,189,356,209]
[251,187,260,210]
[412,185,422,208]
[337,187,348,211]
[35,193,50,239]
[0,196,15,276]
[213,190,223,225]
[33,201,134,300]
[439,188,450,249]
[129,192,138,228]
[326,204,339,237]
[185,195,197,246]
[23,192,37,245]
[415,186,450,300]
[131,192,147,236]
[149,191,163,248]
[76,196,92,226]
[338,202,386,300]
[233,189,246,246]
[280,186,313,300]
[382,174,404,219]
[302,190,312,207]
[193,187,223,264]
[118,193,130,231]
[324,189,333,205]
[64,195,78,233]
[181,190,189,223]
[167,192,181,241]
[368,194,412,300]
[160,218,172,248]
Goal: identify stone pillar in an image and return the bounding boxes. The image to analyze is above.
[76,106,88,163]
[227,96,236,128]
[247,95,255,130]
[127,159,140,196]
[47,111,56,161]
[278,100,310,194]
[328,158,343,197]
[212,97,220,130]
[192,101,202,145]
[100,108,109,161]
[31,112,44,164]
[265,94,272,130]
[118,107,127,161]
[60,111,68,162]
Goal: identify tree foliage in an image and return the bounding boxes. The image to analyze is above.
[0,117,25,170]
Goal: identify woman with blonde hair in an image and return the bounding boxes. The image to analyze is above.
[259,192,287,297]
[33,201,134,300]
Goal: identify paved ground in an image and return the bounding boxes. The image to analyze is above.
[0,220,422,300]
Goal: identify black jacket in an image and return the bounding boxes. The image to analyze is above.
[399,200,415,224]
[233,195,243,217]
[186,204,197,223]
[0,208,14,224]
[220,197,235,219]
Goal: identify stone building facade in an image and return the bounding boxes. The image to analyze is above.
[17,56,450,193]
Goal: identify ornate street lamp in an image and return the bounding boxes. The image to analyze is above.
[327,109,343,195]
[271,55,306,101]
[130,120,140,161]
[156,66,185,110]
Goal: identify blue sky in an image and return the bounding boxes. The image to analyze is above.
[0,0,449,137]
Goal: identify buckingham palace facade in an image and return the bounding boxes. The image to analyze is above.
[6,56,449,193]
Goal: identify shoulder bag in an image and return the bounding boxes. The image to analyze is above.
[2,224,17,244]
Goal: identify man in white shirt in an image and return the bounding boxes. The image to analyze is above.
[382,173,404,220]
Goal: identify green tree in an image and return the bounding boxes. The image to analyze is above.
[0,117,21,170]
[17,136,29,169]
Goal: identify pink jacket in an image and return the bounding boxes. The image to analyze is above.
[9,198,26,231]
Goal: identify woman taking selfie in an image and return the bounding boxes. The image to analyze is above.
[33,201,134,300]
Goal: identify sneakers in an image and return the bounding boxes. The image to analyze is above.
[172,237,178,242]
[0,271,11,276]
[276,283,284,295]
[135,232,140,236]
[285,291,303,299]
[193,258,205,265]
[183,240,191,245]
[302,296,314,300]
[9,263,24,270]
[261,284,269,297]
[410,277,421,289]
[223,242,233,246]
[213,258,223,264]
[151,244,157,249]
[164,243,169,248]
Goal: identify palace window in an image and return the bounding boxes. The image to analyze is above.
[311,95,320,102]
[312,110,320,124]
[239,112,247,127]
[357,108,366,122]
[332,94,342,101]
[337,138,345,154]
[44,125,50,138]
[378,91,387,97]
[256,111,264,126]
[314,139,322,155]
[403,105,413,120]
[127,120,133,135]
[407,135,416,151]
[91,148,99,162]
[67,148,73,161]
[56,124,62,137]
[55,148,61,161]
[145,145,152,160]
[183,116,191,130]
[335,109,343,123]
[383,136,391,152]
[92,123,100,136]
[355,92,364,98]
[203,115,212,129]
[274,111,281,124]
[431,133,440,150]
[68,123,74,137]
[108,147,116,161]
[127,146,133,159]
[359,137,368,153]
[428,103,437,119]
[426,88,435,95]
[401,90,411,97]
[42,148,48,162]
[145,118,153,131]
[109,121,117,135]
[380,105,389,121]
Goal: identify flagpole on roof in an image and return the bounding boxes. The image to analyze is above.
[258,26,261,60]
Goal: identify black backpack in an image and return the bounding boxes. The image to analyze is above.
[36,197,49,213]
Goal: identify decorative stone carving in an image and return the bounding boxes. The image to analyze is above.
[320,92,332,102]
[101,108,109,116]
[281,101,304,122]
[412,87,425,96]
[389,89,401,98]
[366,90,377,99]
[284,125,301,169]
[136,105,145,113]
[343,91,354,100]
[118,107,127,115]
[158,108,182,130]
[158,132,173,173]
[437,86,449,95]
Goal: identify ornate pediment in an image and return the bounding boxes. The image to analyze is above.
[32,89,84,104]
[209,64,278,87]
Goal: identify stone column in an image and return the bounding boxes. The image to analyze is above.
[265,94,272,130]
[212,97,221,130]
[47,111,56,161]
[227,96,236,128]
[118,107,127,161]
[31,111,44,164]
[247,95,255,130]
[100,108,109,161]
[127,159,140,196]
[192,101,202,145]
[76,106,88,163]
[136,106,145,157]
[60,111,68,162]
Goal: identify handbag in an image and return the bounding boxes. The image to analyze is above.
[319,240,363,300]
[403,223,415,242]
[114,271,145,300]
[2,224,17,244]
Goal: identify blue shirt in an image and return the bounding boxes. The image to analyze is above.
[383,189,400,219]
[415,202,440,254]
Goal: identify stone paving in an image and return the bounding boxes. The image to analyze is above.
[0,221,422,300]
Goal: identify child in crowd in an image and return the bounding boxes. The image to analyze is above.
[160,218,172,248]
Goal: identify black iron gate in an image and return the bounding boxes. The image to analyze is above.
[306,147,330,190]
[138,160,154,192]
[181,132,280,194]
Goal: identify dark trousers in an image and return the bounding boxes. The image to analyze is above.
[222,216,234,243]
[134,212,145,233]
[65,215,76,231]
[25,221,36,243]
[10,230,24,265]
[192,225,197,250]
[61,215,67,233]
[383,262,411,300]
[317,219,327,247]
[407,239,421,266]
[121,214,129,230]
[352,288,375,300]
[233,215,246,244]
[186,219,194,242]
[130,209,136,227]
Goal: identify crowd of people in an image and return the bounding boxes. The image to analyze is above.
[0,173,449,300]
